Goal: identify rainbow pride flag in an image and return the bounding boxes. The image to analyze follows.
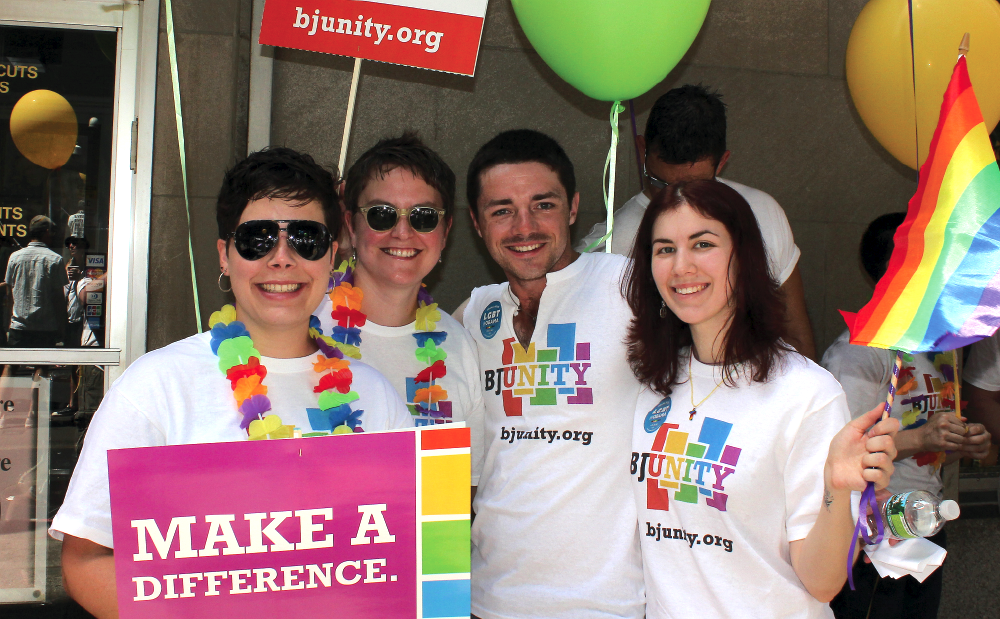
[842,56,1000,353]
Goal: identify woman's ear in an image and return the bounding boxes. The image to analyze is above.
[217,238,229,273]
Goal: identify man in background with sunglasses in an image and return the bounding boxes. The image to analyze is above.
[462,130,644,619]
[578,84,816,360]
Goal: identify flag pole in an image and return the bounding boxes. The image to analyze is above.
[958,32,970,58]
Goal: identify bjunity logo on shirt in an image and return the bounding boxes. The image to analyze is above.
[482,323,593,416]
[404,375,453,427]
[632,415,742,512]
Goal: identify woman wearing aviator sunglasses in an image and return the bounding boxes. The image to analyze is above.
[317,134,486,487]
[52,148,414,617]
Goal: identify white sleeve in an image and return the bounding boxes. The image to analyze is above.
[452,297,470,326]
[964,331,1000,391]
[575,197,646,255]
[820,340,890,419]
[747,190,800,284]
[50,389,166,548]
[382,378,415,430]
[783,393,851,542]
[464,347,486,487]
[577,221,608,252]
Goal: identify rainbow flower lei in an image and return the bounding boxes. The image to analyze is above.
[324,260,450,423]
[209,303,365,440]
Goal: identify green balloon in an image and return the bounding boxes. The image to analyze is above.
[511,0,712,101]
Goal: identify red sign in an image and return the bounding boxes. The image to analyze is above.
[260,0,488,76]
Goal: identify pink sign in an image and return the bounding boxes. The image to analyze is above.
[109,427,470,618]
[259,0,489,76]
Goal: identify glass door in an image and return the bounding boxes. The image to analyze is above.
[0,0,156,606]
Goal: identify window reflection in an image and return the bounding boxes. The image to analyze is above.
[1,25,115,347]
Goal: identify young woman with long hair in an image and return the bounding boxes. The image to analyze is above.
[623,179,898,618]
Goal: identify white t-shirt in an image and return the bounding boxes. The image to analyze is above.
[50,331,413,548]
[965,330,1000,390]
[632,351,848,619]
[316,296,487,484]
[577,179,801,284]
[464,252,645,619]
[822,329,955,497]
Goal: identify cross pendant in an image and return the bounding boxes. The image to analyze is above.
[689,408,697,420]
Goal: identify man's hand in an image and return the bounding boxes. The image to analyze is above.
[918,412,968,452]
[959,421,992,460]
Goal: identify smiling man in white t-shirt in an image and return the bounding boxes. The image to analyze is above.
[578,84,816,360]
[462,130,644,619]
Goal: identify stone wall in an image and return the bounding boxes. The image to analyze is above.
[146,0,251,350]
[149,0,921,356]
[268,0,919,355]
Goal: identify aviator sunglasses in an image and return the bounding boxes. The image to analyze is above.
[228,220,332,261]
[359,204,446,233]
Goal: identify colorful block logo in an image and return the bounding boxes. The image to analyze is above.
[481,323,593,416]
[632,416,742,512]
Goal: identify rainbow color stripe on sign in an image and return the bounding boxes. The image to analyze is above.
[418,427,471,619]
[842,56,1000,353]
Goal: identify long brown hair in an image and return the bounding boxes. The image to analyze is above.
[622,180,790,395]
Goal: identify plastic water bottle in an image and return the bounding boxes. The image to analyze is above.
[868,490,960,540]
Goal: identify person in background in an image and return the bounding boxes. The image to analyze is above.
[5,215,68,348]
[577,84,816,359]
[463,130,644,619]
[54,236,93,419]
[315,133,485,487]
[964,127,1000,448]
[962,336,1000,453]
[823,212,991,619]
[625,179,897,618]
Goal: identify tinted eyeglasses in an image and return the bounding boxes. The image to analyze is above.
[643,161,670,191]
[358,204,446,233]
[228,220,332,261]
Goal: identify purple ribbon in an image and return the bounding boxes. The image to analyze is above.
[848,482,885,590]
[629,99,643,192]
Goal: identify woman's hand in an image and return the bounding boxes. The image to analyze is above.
[825,405,899,493]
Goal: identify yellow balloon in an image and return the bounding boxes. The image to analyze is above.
[9,90,78,170]
[846,0,1000,170]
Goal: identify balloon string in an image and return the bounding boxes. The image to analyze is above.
[585,101,625,253]
[165,0,204,333]
[629,100,643,192]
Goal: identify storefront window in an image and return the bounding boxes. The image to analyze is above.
[0,24,115,349]
[0,0,156,609]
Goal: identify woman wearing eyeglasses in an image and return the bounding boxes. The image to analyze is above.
[316,133,485,485]
[51,148,413,618]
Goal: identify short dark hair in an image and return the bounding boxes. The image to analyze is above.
[466,129,575,215]
[216,147,340,240]
[645,84,727,167]
[860,212,906,281]
[623,179,790,395]
[344,132,455,219]
[28,215,55,240]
